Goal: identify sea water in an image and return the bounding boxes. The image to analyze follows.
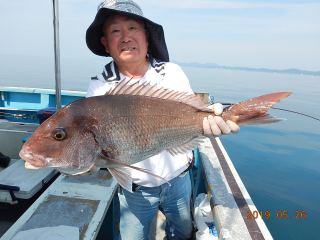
[1,54,320,240]
[184,67,320,240]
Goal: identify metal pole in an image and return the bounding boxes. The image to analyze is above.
[52,0,61,111]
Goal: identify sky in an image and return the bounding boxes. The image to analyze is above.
[0,0,319,71]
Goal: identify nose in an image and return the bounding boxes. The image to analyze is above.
[120,29,132,42]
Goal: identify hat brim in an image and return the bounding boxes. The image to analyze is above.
[86,8,169,62]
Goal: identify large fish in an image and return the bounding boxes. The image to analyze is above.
[19,80,291,191]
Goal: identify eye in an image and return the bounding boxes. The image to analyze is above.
[52,127,67,141]
[129,26,140,32]
[110,29,121,35]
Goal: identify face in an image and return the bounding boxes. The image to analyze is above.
[101,13,149,67]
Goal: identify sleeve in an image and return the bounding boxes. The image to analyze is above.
[163,63,194,95]
[86,79,112,98]
[175,66,194,94]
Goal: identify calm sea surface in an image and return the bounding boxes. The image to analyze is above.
[1,54,320,240]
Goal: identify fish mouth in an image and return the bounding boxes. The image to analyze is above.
[19,148,48,168]
[25,162,41,169]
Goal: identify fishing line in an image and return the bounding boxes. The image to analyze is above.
[270,107,320,121]
[216,103,320,121]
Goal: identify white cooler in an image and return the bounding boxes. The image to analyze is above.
[0,159,57,204]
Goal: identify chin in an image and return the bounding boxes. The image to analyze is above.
[120,57,140,63]
[118,52,145,62]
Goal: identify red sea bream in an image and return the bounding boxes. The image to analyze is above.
[19,80,292,191]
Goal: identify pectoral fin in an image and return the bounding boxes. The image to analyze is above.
[100,152,171,189]
[108,167,133,192]
[166,136,206,156]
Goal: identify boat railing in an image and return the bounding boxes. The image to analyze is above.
[0,86,86,124]
[193,138,273,239]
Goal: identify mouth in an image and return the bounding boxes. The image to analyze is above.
[121,47,136,51]
[19,148,48,168]
[25,162,41,169]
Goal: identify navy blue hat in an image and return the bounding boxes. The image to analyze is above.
[86,0,169,62]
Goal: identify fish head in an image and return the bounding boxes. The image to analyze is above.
[19,104,104,175]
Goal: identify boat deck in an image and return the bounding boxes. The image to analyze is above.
[1,171,118,240]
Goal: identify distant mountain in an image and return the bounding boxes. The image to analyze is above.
[172,61,320,76]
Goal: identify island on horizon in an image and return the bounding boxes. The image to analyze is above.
[173,61,320,77]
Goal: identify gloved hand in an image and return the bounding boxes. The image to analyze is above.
[203,103,240,137]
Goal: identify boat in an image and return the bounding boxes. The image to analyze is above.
[0,86,273,239]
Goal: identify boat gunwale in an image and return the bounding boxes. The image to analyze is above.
[0,86,86,97]
[198,138,273,240]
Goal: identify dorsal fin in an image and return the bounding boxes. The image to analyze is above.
[105,79,213,112]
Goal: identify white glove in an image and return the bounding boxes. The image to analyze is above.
[203,103,240,137]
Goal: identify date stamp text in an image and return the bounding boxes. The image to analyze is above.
[247,211,306,219]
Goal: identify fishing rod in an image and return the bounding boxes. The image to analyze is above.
[217,103,320,122]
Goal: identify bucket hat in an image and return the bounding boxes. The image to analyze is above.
[86,0,169,62]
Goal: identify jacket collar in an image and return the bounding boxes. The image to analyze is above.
[92,54,167,82]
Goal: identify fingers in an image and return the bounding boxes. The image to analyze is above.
[203,115,221,136]
[214,116,231,135]
[205,103,225,137]
[226,120,240,134]
[203,116,240,137]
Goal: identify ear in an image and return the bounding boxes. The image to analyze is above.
[101,36,110,53]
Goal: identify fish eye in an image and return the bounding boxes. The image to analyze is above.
[52,127,66,141]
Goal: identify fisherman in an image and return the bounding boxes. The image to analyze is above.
[85,1,239,239]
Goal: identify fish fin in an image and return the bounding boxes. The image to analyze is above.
[166,136,206,156]
[108,167,133,192]
[222,92,292,126]
[238,116,287,126]
[105,80,213,112]
[99,152,171,187]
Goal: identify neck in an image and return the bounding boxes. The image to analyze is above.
[116,58,150,79]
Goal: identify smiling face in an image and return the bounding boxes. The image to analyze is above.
[101,13,149,68]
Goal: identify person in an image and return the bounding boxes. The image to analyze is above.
[85,1,239,239]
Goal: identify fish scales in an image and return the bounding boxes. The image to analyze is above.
[86,95,205,165]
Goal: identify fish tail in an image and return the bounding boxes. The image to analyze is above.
[221,92,292,126]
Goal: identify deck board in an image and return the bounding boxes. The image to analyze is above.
[1,171,118,240]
